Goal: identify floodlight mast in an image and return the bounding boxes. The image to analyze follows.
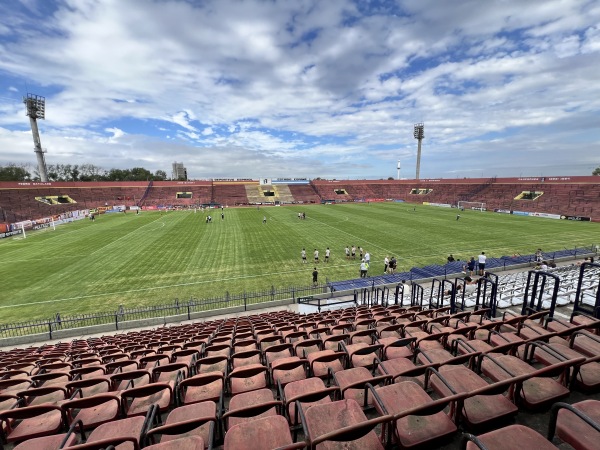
[23,93,49,182]
[397,160,401,180]
[413,123,424,180]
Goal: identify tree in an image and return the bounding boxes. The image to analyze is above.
[0,164,31,181]
[129,167,153,181]
[154,170,167,181]
[593,166,600,176]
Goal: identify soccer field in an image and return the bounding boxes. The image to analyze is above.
[1,203,598,325]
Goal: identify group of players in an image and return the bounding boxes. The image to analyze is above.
[301,245,399,275]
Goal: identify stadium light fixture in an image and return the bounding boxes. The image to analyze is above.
[23,93,49,182]
[413,123,424,180]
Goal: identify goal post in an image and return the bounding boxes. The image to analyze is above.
[457,201,487,211]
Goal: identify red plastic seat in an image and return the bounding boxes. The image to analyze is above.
[121,382,173,417]
[0,404,64,445]
[479,354,582,410]
[307,350,346,380]
[550,400,600,450]
[429,365,518,430]
[178,372,225,409]
[146,402,216,449]
[222,388,281,431]
[195,356,228,376]
[224,415,304,450]
[281,377,338,428]
[270,357,307,388]
[341,343,383,369]
[299,398,389,449]
[230,350,262,369]
[333,367,389,409]
[61,394,121,430]
[228,364,268,396]
[144,436,205,449]
[464,424,557,449]
[370,381,458,448]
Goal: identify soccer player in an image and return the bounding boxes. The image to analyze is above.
[325,247,330,263]
[345,246,350,260]
[314,249,319,263]
[312,267,318,286]
[301,248,307,263]
[351,246,356,260]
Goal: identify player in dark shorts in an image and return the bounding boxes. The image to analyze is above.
[312,267,318,286]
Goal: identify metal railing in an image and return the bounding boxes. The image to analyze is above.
[0,283,329,339]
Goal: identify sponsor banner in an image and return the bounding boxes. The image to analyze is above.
[393,199,405,203]
[512,211,530,216]
[561,215,591,221]
[365,198,386,202]
[33,223,51,230]
[13,220,33,230]
[471,207,487,211]
[272,179,309,185]
[530,212,561,220]
[494,209,512,214]
[428,202,452,208]
[260,178,272,185]
[0,229,23,239]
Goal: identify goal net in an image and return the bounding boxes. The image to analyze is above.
[457,201,487,211]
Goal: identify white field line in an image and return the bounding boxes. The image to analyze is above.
[89,217,170,257]
[0,261,355,309]
[306,216,396,255]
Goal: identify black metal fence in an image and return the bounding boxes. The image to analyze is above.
[0,283,329,340]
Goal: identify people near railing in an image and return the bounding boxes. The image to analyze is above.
[463,256,476,276]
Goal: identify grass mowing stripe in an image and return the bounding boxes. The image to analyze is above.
[0,203,598,323]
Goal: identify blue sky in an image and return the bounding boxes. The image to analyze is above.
[0,0,598,179]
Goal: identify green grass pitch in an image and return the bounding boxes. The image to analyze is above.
[1,202,598,324]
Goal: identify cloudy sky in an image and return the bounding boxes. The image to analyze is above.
[0,0,599,180]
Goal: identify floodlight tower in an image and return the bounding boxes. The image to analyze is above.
[413,123,424,180]
[23,93,48,182]
[397,160,401,180]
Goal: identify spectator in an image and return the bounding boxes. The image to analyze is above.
[478,252,486,276]
[447,254,455,263]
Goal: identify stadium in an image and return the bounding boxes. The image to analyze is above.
[1,1,600,449]
[0,174,599,450]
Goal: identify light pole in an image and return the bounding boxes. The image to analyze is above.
[23,93,49,182]
[413,123,424,180]
[397,160,401,180]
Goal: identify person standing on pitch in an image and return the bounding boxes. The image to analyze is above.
[312,267,318,286]
[360,259,368,278]
[301,248,307,264]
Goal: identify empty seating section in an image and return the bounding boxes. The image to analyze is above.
[212,183,250,206]
[1,263,599,449]
[1,177,598,221]
[286,184,321,204]
[141,184,212,207]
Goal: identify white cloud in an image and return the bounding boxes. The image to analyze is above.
[0,0,598,179]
